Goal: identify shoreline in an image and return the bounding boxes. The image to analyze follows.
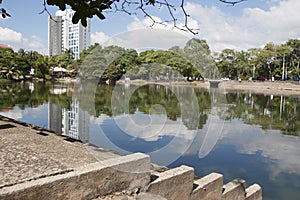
[119,79,300,97]
[218,80,300,97]
[3,78,300,97]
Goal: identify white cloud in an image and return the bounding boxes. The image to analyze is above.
[91,31,110,45]
[184,0,300,51]
[22,35,48,54]
[123,0,300,52]
[121,16,202,51]
[127,16,165,31]
[0,27,47,54]
[0,27,22,43]
[127,16,199,37]
[103,29,189,51]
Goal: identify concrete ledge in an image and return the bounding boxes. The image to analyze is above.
[191,172,223,200]
[245,184,262,200]
[0,153,151,200]
[137,192,167,200]
[146,165,194,200]
[222,179,246,200]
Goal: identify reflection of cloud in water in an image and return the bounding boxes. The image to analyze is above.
[198,114,224,158]
[92,113,198,166]
[0,105,47,121]
[91,114,110,124]
[0,107,23,119]
[221,120,300,176]
[92,111,226,165]
[114,113,196,142]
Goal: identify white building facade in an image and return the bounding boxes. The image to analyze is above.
[48,9,91,60]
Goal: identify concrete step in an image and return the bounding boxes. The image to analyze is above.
[146,165,194,200]
[0,153,151,200]
[191,172,223,200]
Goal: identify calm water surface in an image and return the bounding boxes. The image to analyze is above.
[0,81,300,200]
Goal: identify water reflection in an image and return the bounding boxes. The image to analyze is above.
[224,91,300,136]
[48,98,89,143]
[0,81,300,200]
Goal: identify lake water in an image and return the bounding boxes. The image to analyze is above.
[1,81,300,200]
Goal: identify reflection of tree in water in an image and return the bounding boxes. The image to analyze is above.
[0,82,31,109]
[94,83,114,116]
[93,84,212,130]
[128,84,180,121]
[225,92,300,136]
[0,82,73,110]
[2,81,299,136]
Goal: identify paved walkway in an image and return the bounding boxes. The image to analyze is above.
[0,115,120,189]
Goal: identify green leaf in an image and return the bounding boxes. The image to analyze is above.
[81,18,87,27]
[46,0,56,5]
[58,2,66,11]
[72,11,80,24]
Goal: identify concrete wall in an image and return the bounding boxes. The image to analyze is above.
[146,165,262,200]
[0,152,262,200]
[0,153,150,200]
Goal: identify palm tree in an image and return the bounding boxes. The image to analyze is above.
[0,62,22,80]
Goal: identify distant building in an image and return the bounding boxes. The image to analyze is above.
[48,9,91,60]
[48,16,63,56]
[0,44,12,49]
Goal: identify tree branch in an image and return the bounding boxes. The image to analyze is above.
[219,0,247,6]
[39,0,54,21]
[1,0,247,34]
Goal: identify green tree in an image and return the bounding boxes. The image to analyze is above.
[257,42,277,79]
[215,48,236,79]
[276,44,290,80]
[136,49,198,79]
[182,38,213,79]
[0,48,24,80]
[235,50,251,80]
[247,48,262,79]
[52,50,76,70]
[286,39,300,78]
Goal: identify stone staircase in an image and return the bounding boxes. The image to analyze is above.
[0,153,262,200]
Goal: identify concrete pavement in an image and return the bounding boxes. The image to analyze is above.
[0,115,120,189]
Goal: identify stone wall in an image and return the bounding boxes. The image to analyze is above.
[146,165,262,200]
[0,153,262,200]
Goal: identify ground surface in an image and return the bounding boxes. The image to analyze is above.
[0,115,120,189]
[124,79,300,96]
[218,80,300,96]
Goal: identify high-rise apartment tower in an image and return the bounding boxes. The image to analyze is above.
[48,9,91,60]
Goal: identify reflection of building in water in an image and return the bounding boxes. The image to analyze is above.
[48,103,63,135]
[48,98,90,143]
[63,99,89,142]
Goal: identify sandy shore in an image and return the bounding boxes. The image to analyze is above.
[198,80,300,97]
[124,79,300,96]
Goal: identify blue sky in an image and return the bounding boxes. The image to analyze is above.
[0,0,299,53]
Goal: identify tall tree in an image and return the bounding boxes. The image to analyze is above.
[215,48,236,79]
[276,44,290,80]
[286,39,300,78]
[247,48,262,79]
